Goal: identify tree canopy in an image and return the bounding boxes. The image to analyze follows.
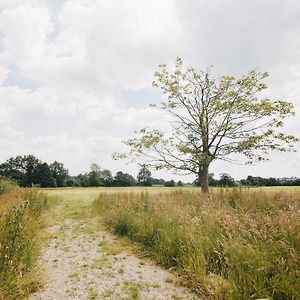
[114,58,298,193]
[137,164,152,186]
[0,155,69,187]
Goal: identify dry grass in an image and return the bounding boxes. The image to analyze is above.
[92,188,300,299]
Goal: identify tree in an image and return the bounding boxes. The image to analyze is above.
[0,155,42,187]
[218,173,235,187]
[88,163,103,186]
[35,163,56,187]
[208,173,218,187]
[76,174,89,187]
[113,58,298,193]
[178,180,183,186]
[49,161,69,187]
[113,171,136,186]
[164,179,175,187]
[137,164,152,186]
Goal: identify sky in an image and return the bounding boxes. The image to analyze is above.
[0,0,300,181]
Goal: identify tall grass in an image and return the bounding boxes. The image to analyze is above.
[92,188,300,299]
[0,180,47,300]
[0,176,17,195]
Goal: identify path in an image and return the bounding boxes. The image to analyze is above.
[30,192,200,300]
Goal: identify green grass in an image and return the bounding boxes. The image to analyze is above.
[0,177,17,195]
[92,187,300,299]
[0,187,47,299]
[39,186,300,299]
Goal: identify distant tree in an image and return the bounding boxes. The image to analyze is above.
[113,171,136,186]
[164,180,175,187]
[137,164,152,186]
[49,161,69,187]
[240,178,250,186]
[151,178,165,185]
[0,155,41,187]
[218,173,235,187]
[76,173,89,187]
[178,180,183,186]
[88,171,101,186]
[114,58,298,193]
[265,177,280,186]
[292,179,300,186]
[208,173,219,186]
[88,163,103,186]
[88,164,114,187]
[35,163,56,187]
[66,177,76,187]
[101,169,114,186]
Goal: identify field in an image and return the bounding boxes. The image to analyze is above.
[43,186,299,299]
[1,185,299,299]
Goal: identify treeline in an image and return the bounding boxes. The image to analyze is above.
[208,173,300,187]
[0,155,299,188]
[240,175,300,187]
[0,156,177,188]
[0,155,68,187]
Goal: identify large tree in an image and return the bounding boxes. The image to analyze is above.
[114,58,298,193]
[49,161,69,187]
[113,171,136,187]
[0,155,42,187]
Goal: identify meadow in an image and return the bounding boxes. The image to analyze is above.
[1,185,299,299]
[90,186,300,299]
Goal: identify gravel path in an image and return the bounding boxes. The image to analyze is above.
[30,219,200,300]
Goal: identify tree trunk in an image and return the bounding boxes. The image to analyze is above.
[199,165,209,194]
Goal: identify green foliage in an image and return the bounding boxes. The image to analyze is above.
[0,155,41,187]
[0,188,47,299]
[92,189,300,299]
[35,162,57,188]
[164,179,175,187]
[0,177,17,195]
[114,58,298,192]
[49,161,69,187]
[0,155,69,188]
[218,173,236,187]
[137,164,152,186]
[113,171,136,186]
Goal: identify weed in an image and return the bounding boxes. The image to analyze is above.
[89,288,99,299]
[123,282,142,300]
[102,288,113,298]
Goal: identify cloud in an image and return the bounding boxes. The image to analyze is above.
[0,0,299,180]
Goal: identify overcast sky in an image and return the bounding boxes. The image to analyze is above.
[0,0,299,180]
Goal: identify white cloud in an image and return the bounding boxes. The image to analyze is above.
[0,0,299,181]
[0,65,8,83]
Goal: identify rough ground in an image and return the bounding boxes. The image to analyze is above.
[30,217,200,300]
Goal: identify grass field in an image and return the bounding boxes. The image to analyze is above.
[86,186,299,299]
[2,185,299,299]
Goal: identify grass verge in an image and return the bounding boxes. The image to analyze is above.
[0,179,47,299]
[92,188,300,299]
